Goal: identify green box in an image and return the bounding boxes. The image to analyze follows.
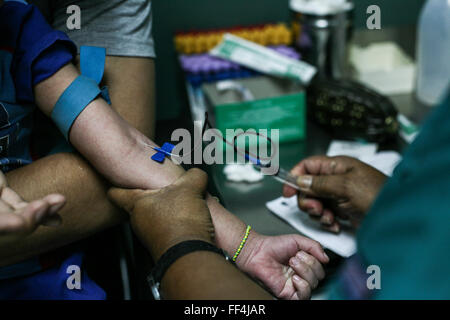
[202,76,306,146]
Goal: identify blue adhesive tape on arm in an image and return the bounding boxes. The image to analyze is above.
[51,75,101,140]
[80,46,106,85]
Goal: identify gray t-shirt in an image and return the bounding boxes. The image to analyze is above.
[30,0,155,57]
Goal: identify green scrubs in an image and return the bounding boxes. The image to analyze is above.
[331,90,450,299]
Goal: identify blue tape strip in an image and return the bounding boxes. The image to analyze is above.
[79,46,111,104]
[80,46,105,85]
[51,75,100,140]
[245,153,262,166]
[100,86,111,105]
[151,143,175,163]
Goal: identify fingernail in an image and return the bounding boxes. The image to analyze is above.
[323,251,329,262]
[297,251,308,261]
[307,208,320,216]
[321,215,332,225]
[330,224,340,233]
[296,175,312,190]
[49,202,64,215]
[293,275,301,282]
[290,257,300,266]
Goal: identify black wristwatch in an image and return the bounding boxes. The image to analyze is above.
[147,240,231,300]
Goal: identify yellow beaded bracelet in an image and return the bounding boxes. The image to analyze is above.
[232,225,252,262]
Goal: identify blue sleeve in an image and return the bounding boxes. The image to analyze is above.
[0,0,77,102]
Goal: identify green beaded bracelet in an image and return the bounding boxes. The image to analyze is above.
[232,225,252,262]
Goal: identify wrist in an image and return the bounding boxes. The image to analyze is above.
[233,227,262,271]
[205,195,248,253]
[138,226,214,262]
[204,195,262,271]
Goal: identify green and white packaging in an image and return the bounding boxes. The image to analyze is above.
[210,33,317,85]
[202,76,307,145]
[397,114,420,144]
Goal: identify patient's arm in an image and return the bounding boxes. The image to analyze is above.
[0,152,126,266]
[100,56,156,139]
[0,57,155,265]
[34,63,249,260]
[0,57,245,265]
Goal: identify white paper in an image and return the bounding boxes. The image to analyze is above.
[327,140,378,159]
[326,140,402,176]
[266,196,357,257]
[359,151,402,177]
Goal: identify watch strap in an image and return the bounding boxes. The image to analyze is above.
[148,240,226,299]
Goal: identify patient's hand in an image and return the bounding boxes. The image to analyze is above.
[283,156,387,233]
[0,171,65,244]
[108,168,215,261]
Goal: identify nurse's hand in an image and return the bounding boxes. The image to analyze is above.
[283,156,387,233]
[108,168,215,261]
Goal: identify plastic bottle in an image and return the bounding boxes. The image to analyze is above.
[416,0,450,106]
